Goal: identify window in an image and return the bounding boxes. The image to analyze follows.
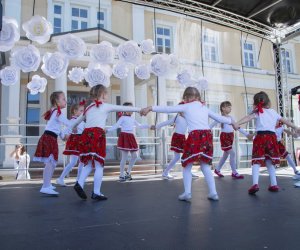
[53,4,63,33]
[243,42,256,67]
[282,49,293,73]
[97,10,106,29]
[156,26,172,54]
[203,29,219,62]
[71,7,88,31]
[26,93,40,136]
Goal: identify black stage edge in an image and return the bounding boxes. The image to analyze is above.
[0,174,299,250]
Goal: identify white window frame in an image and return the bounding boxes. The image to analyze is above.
[53,3,63,33]
[202,28,220,63]
[281,48,294,74]
[243,41,257,68]
[71,5,89,31]
[153,20,176,54]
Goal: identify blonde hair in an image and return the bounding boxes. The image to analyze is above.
[50,91,64,107]
[182,87,201,102]
[89,84,107,100]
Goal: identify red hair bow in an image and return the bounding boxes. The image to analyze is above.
[94,100,102,107]
[256,101,264,114]
[56,106,62,116]
[117,112,123,118]
[43,110,52,121]
[79,99,86,106]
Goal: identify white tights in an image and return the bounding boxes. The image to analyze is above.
[58,155,84,181]
[216,149,237,173]
[120,150,138,177]
[163,152,181,175]
[42,162,56,188]
[252,160,277,186]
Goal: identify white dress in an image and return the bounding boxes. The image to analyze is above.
[14,154,31,180]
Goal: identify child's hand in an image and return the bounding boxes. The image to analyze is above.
[140,107,152,116]
[247,134,255,141]
[72,127,78,134]
[231,122,240,130]
[64,134,70,141]
[150,125,156,130]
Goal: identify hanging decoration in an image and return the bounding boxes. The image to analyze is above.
[140,39,155,54]
[22,15,53,44]
[135,64,151,80]
[150,54,170,77]
[41,52,69,79]
[169,54,179,70]
[84,63,112,88]
[27,75,47,94]
[112,62,129,79]
[11,45,41,73]
[57,34,86,59]
[195,77,208,91]
[90,41,115,64]
[0,66,19,86]
[117,40,142,65]
[177,70,193,86]
[0,17,20,52]
[68,67,85,83]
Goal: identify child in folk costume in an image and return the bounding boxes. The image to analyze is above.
[106,102,149,182]
[152,102,198,180]
[56,101,86,186]
[10,144,31,180]
[33,91,72,195]
[72,85,141,201]
[235,91,300,194]
[210,101,249,179]
[141,87,234,202]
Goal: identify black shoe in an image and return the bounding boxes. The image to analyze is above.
[91,192,108,201]
[74,182,87,200]
[125,172,132,181]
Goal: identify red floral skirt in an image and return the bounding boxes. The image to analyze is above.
[117,132,139,151]
[278,141,288,158]
[220,132,234,151]
[170,133,186,153]
[63,134,81,156]
[79,127,106,167]
[252,133,280,166]
[34,132,58,162]
[181,130,213,167]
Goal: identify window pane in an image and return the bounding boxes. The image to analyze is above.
[157,27,163,35]
[54,18,61,27]
[164,28,170,36]
[248,43,253,50]
[165,39,170,47]
[287,61,291,72]
[97,11,104,20]
[157,46,163,53]
[27,93,39,104]
[72,20,78,30]
[157,38,163,46]
[165,47,171,54]
[286,51,290,57]
[81,22,88,29]
[54,5,61,14]
[80,9,88,18]
[98,23,104,29]
[54,27,61,33]
[27,108,40,124]
[72,8,79,17]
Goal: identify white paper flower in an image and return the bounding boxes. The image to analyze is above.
[0,17,20,52]
[90,41,115,64]
[68,67,84,83]
[195,77,208,90]
[140,39,155,54]
[150,54,170,77]
[135,64,151,80]
[11,45,41,73]
[41,52,69,79]
[0,66,19,86]
[57,34,86,59]
[27,75,47,95]
[84,64,111,88]
[117,40,142,65]
[112,62,129,79]
[177,70,193,86]
[169,54,179,70]
[22,15,53,44]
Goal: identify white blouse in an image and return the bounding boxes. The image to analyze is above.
[107,115,149,134]
[156,115,187,135]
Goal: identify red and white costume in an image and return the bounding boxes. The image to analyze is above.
[210,117,249,151]
[152,101,232,167]
[275,125,288,158]
[251,108,281,166]
[107,115,149,151]
[33,108,72,165]
[73,102,141,167]
[63,116,85,156]
[156,115,187,153]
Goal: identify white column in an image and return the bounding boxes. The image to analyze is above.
[120,70,135,105]
[1,70,21,168]
[3,0,21,27]
[132,5,145,42]
[55,73,68,115]
[157,77,167,122]
[135,83,148,137]
[64,0,71,32]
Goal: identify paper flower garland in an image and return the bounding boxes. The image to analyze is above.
[90,41,115,64]
[41,52,69,79]
[169,54,179,70]
[177,70,193,86]
[117,40,142,65]
[57,34,86,59]
[140,39,155,54]
[135,64,151,80]
[0,66,19,86]
[0,17,20,52]
[11,45,41,73]
[195,77,208,90]
[22,15,53,44]
[84,63,111,88]
[27,75,47,95]
[150,54,170,77]
[112,62,129,79]
[68,67,85,83]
